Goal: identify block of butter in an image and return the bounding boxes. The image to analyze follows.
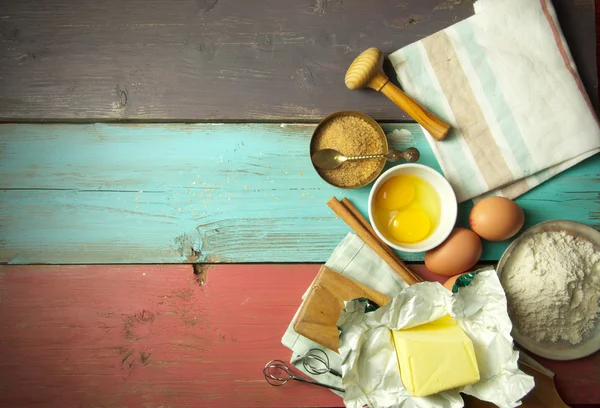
[392,315,480,397]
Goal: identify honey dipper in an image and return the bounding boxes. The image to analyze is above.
[345,48,451,141]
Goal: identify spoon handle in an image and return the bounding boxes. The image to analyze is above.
[345,154,385,161]
[386,147,420,163]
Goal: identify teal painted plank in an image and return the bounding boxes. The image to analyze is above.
[0,124,598,264]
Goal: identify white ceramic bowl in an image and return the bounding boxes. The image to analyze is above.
[368,164,457,252]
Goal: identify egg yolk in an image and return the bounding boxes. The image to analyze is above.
[388,206,432,243]
[375,177,415,211]
[373,174,440,244]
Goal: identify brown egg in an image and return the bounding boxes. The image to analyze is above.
[469,197,524,241]
[443,274,464,291]
[425,228,482,276]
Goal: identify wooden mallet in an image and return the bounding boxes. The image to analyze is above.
[345,48,451,141]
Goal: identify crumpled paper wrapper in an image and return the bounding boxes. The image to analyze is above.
[338,268,534,408]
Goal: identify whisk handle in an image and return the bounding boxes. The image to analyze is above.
[291,375,345,392]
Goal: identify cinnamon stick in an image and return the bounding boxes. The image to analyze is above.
[341,197,397,259]
[340,197,422,284]
[327,197,420,285]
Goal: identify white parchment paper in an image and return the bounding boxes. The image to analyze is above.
[338,269,534,408]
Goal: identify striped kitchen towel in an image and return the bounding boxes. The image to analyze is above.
[389,0,600,203]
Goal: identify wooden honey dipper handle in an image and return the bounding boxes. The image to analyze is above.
[379,83,451,141]
[345,48,451,141]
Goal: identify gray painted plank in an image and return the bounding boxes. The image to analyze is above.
[0,0,597,121]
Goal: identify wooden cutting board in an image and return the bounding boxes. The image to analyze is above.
[293,265,391,352]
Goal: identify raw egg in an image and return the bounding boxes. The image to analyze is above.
[372,174,440,244]
[469,197,524,241]
[375,175,415,211]
[425,228,482,276]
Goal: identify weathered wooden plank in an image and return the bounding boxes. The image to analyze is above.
[0,264,342,408]
[1,123,598,264]
[0,0,596,120]
[0,264,598,406]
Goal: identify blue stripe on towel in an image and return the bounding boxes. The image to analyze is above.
[453,22,536,178]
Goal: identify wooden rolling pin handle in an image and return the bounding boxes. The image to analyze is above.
[379,82,451,141]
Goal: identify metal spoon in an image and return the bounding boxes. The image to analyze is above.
[312,147,420,170]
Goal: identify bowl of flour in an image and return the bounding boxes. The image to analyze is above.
[497,220,600,360]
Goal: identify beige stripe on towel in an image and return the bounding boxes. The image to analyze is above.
[498,178,530,199]
[422,31,514,191]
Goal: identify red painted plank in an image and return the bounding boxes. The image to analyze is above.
[0,264,342,408]
[0,264,598,407]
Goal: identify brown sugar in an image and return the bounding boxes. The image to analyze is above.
[312,115,385,187]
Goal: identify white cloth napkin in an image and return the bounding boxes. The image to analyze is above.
[389,0,600,202]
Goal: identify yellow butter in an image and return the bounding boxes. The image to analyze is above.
[392,315,480,397]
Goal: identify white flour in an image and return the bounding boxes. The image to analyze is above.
[502,230,600,344]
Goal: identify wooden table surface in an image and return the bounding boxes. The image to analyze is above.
[0,0,598,120]
[0,0,599,407]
